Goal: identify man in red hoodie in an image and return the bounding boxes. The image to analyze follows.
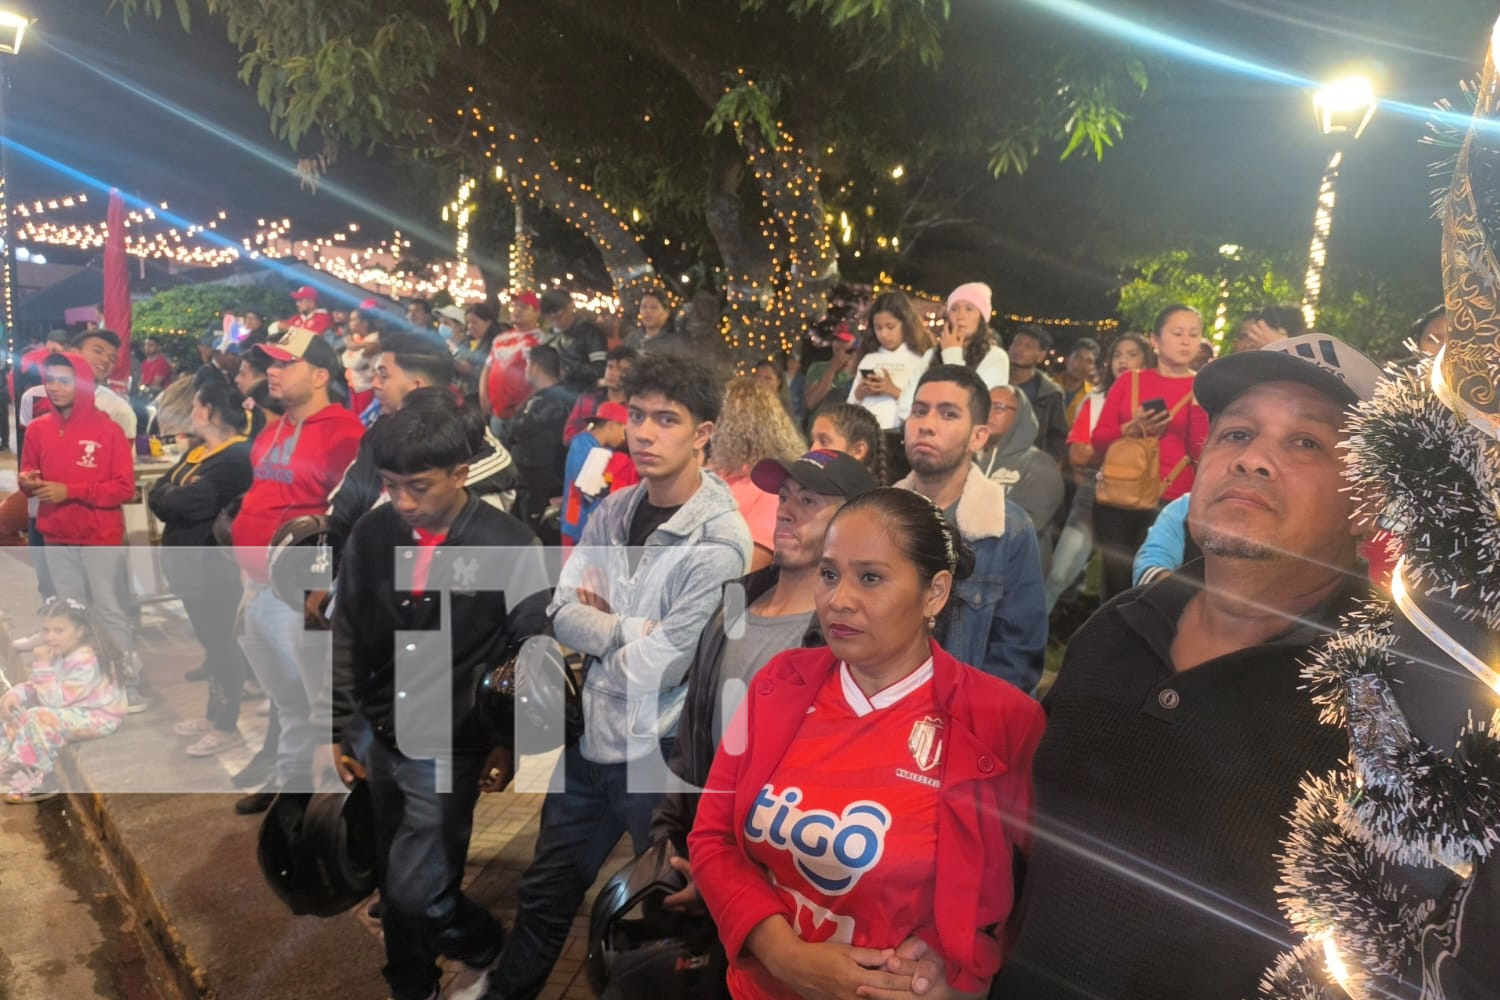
[18,353,139,704]
[233,330,362,803]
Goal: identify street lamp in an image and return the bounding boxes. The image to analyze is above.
[1302,76,1376,330]
[0,6,32,350]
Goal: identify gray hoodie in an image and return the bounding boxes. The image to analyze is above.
[549,471,752,763]
[974,387,1064,566]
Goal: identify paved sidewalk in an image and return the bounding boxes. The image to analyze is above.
[0,562,632,1000]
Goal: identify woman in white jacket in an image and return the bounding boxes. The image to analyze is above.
[926,281,1009,390]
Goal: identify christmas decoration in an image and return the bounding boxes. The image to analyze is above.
[1256,14,1500,999]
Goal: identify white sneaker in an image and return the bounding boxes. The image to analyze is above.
[174,718,216,737]
[10,631,43,652]
[185,730,245,757]
[441,956,499,1000]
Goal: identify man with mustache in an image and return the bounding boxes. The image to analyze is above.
[997,335,1384,1000]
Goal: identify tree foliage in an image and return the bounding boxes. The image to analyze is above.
[113,0,1151,358]
[1113,245,1429,360]
[131,280,296,337]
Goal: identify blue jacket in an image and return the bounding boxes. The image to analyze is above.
[897,466,1047,692]
[1133,494,1190,586]
[548,471,752,763]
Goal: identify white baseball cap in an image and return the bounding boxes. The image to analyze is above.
[1194,334,1383,417]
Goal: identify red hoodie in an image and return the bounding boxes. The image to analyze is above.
[232,401,363,581]
[19,352,134,546]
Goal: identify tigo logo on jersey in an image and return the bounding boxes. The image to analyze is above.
[744,785,890,895]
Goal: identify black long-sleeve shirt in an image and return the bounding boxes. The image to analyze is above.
[997,564,1364,1000]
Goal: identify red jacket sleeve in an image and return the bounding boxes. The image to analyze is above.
[1090,372,1136,453]
[72,425,135,509]
[19,426,39,478]
[688,693,793,962]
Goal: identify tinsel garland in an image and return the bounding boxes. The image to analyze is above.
[1341,364,1500,630]
[1276,770,1432,984]
[1258,940,1346,1000]
[1257,607,1500,1000]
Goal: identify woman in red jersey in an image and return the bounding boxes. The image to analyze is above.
[690,488,1045,1000]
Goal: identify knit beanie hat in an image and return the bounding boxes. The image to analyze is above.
[947,282,993,323]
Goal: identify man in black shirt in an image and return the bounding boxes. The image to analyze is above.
[998,335,1384,999]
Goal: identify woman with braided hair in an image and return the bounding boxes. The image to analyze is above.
[690,487,1044,1000]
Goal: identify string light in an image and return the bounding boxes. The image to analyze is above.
[1302,149,1342,330]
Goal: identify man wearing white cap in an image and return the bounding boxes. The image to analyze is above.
[998,335,1385,1000]
[283,285,332,338]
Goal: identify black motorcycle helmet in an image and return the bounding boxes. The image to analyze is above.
[477,633,583,751]
[586,840,730,1000]
[267,514,343,611]
[257,783,377,918]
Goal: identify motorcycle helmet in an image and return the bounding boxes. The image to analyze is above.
[267,514,343,611]
[257,783,377,918]
[586,839,730,1000]
[477,634,583,751]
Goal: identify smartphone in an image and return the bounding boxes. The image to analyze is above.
[1141,398,1168,414]
[859,367,878,377]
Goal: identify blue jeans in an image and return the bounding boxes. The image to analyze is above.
[487,740,673,1000]
[26,518,53,604]
[366,738,501,1000]
[238,583,324,787]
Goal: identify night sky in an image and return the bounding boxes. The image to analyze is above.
[6,0,1499,316]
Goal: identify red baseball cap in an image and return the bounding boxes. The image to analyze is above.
[290,286,319,301]
[592,401,629,425]
[513,292,541,310]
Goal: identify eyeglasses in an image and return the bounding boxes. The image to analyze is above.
[991,403,1017,413]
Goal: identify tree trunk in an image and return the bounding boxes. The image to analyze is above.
[490,124,658,311]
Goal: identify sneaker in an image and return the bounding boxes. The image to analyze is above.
[243,678,264,697]
[186,730,245,757]
[231,751,276,789]
[10,631,44,652]
[234,783,279,815]
[441,954,501,1000]
[125,688,149,714]
[174,718,216,737]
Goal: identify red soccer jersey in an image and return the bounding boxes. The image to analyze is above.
[484,328,542,419]
[735,661,943,1000]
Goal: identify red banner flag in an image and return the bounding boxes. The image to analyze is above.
[104,188,132,393]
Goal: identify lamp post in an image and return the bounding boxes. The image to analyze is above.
[0,8,32,351]
[1302,76,1376,331]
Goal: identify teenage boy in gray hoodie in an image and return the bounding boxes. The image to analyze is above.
[487,354,752,1000]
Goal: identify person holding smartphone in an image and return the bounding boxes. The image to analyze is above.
[803,323,859,413]
[1089,304,1209,599]
[848,291,934,431]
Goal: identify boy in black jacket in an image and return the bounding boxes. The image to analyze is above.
[319,396,543,1000]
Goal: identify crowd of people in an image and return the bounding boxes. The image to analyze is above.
[0,269,1463,1000]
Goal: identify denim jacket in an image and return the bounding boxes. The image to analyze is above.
[897,465,1047,692]
[548,471,752,763]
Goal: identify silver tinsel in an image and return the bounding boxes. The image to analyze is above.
[1342,365,1500,629]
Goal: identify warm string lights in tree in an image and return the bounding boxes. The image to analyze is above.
[1302,148,1342,330]
[441,92,657,308]
[0,174,14,333]
[719,89,839,361]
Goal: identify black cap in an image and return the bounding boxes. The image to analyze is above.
[253,328,343,378]
[751,449,880,499]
